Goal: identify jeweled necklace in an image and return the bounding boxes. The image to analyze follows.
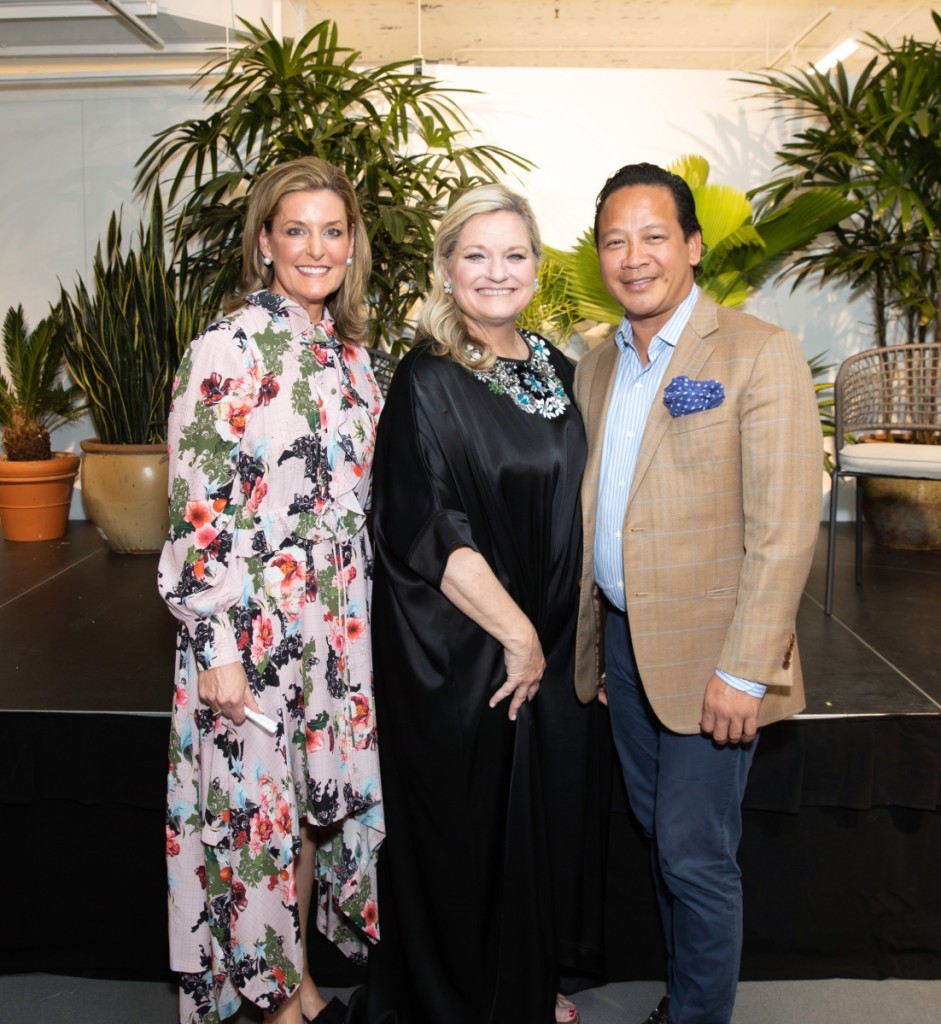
[472,330,570,419]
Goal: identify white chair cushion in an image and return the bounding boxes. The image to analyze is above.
[839,441,941,478]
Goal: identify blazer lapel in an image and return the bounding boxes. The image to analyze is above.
[589,342,618,438]
[629,293,720,504]
[580,340,620,526]
[586,342,620,450]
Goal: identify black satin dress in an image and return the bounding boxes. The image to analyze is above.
[355,335,606,1024]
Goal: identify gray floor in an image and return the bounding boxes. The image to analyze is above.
[1,975,939,1024]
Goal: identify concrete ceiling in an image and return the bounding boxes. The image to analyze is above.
[301,1,938,72]
[0,0,937,81]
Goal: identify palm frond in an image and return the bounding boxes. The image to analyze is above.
[0,304,86,438]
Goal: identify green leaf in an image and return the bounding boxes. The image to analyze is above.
[0,304,87,456]
[133,20,534,351]
[60,192,217,444]
[737,17,941,345]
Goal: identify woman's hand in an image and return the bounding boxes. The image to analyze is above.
[197,661,264,726]
[489,628,546,721]
[441,547,547,722]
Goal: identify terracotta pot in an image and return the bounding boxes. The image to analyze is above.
[861,476,941,550]
[79,439,169,554]
[0,452,81,542]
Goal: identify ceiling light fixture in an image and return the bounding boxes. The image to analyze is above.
[811,37,860,73]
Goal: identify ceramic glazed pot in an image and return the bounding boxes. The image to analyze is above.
[0,452,81,542]
[79,439,169,554]
[861,476,941,550]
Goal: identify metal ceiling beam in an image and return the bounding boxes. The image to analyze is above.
[99,0,164,49]
[0,2,157,18]
[767,5,834,68]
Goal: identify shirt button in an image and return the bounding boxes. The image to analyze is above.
[617,581,624,589]
[618,480,626,488]
[614,530,621,538]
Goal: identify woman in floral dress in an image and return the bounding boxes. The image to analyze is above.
[159,158,384,1024]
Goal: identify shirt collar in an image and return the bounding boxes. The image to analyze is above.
[614,284,700,356]
[248,289,335,330]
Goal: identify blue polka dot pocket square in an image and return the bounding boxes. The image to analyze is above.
[663,375,725,417]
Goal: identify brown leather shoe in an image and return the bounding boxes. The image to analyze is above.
[641,994,669,1024]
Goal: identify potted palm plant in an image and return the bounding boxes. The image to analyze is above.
[740,14,941,547]
[134,19,533,353]
[0,304,86,541]
[59,193,212,553]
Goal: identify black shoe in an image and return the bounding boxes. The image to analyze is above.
[641,995,669,1024]
[303,997,348,1024]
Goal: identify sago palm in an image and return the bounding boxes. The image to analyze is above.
[0,305,86,461]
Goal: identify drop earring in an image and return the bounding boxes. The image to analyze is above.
[443,280,453,295]
[533,279,541,292]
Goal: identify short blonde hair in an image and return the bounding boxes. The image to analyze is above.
[418,184,541,371]
[234,157,371,344]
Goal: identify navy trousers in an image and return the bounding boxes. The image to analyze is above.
[604,607,757,1024]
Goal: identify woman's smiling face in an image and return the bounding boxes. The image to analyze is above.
[443,209,538,340]
[259,188,354,321]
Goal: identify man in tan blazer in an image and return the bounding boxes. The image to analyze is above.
[574,163,821,1024]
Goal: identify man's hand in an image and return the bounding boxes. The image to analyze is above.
[700,673,761,744]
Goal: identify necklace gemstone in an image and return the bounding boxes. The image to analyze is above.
[473,330,570,419]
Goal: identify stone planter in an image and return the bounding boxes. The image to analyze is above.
[861,476,941,550]
[0,452,81,542]
[79,439,169,554]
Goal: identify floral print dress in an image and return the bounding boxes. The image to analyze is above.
[158,290,384,1023]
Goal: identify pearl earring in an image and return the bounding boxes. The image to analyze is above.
[443,280,452,295]
[263,255,272,266]
[346,256,353,266]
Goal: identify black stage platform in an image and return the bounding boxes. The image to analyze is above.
[1,523,939,984]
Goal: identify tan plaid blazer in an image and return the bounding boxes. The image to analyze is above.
[573,293,821,734]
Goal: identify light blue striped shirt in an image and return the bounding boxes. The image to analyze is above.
[593,285,765,698]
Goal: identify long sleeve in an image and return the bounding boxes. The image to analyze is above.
[372,348,479,588]
[157,313,266,670]
[718,327,821,683]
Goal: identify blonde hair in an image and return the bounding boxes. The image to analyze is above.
[418,184,541,371]
[231,157,371,344]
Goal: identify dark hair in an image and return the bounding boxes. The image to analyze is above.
[593,162,705,277]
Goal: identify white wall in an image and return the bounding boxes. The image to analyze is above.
[1,80,201,515]
[1,66,868,518]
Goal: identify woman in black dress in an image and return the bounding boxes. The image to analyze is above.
[355,185,606,1024]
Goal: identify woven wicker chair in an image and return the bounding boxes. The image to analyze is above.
[365,347,400,399]
[824,342,941,615]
